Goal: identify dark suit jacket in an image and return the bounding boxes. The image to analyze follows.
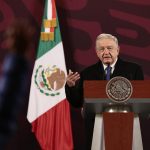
[66,57,144,150]
[66,57,144,108]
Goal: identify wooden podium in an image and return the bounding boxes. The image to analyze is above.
[83,80,150,150]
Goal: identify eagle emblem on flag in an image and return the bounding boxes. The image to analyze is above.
[35,65,66,96]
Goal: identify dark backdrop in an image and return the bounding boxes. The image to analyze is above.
[0,0,150,149]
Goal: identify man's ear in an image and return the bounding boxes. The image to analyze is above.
[96,50,99,57]
[117,46,120,54]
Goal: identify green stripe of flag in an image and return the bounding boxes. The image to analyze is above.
[36,0,61,59]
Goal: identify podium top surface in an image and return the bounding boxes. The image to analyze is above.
[84,80,150,99]
[83,80,150,114]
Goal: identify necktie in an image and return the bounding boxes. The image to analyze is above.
[106,65,111,80]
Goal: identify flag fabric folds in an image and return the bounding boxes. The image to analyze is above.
[27,0,73,149]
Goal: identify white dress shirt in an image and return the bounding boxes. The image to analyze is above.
[103,58,118,75]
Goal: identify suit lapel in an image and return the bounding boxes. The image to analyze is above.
[96,61,105,80]
[111,58,123,78]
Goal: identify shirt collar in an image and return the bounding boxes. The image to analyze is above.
[103,58,118,71]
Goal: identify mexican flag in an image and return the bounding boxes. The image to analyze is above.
[27,0,73,149]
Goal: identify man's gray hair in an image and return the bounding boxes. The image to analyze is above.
[96,33,118,45]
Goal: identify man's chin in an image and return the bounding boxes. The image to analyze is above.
[103,60,112,65]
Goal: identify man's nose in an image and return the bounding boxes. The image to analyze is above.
[103,48,110,54]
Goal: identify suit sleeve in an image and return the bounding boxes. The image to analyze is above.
[135,65,144,80]
[65,75,84,108]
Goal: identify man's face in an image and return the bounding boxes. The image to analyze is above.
[96,38,119,65]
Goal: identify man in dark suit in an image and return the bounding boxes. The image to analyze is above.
[66,33,144,149]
